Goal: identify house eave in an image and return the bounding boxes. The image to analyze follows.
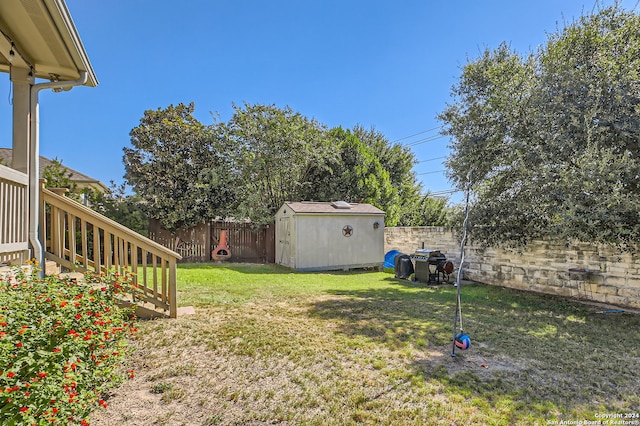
[0,0,98,87]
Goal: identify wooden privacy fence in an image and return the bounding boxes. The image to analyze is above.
[211,221,275,264]
[148,219,275,263]
[0,165,29,265]
[148,221,210,262]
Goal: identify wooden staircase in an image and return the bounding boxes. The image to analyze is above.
[40,183,184,318]
[40,261,168,319]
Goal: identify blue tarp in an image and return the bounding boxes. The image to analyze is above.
[383,249,401,268]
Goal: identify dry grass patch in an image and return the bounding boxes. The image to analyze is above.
[90,264,640,425]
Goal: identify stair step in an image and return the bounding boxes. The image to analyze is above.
[45,260,61,276]
[2,260,189,319]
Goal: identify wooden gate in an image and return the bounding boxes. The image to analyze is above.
[211,221,275,263]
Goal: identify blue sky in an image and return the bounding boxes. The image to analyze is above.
[1,0,634,203]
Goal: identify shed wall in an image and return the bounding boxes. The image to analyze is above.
[293,214,384,271]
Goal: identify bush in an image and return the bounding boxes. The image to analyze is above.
[0,263,138,425]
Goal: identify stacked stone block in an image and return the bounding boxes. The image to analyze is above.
[384,227,640,310]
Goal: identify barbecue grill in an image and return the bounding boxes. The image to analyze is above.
[411,249,454,284]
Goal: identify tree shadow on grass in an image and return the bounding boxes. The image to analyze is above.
[179,262,293,274]
[307,282,640,418]
[179,262,388,276]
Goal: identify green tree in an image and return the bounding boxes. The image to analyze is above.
[439,5,640,250]
[87,182,149,236]
[222,102,335,225]
[302,127,400,225]
[42,158,79,195]
[400,194,453,227]
[123,103,235,233]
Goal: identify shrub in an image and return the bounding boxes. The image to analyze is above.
[0,263,138,425]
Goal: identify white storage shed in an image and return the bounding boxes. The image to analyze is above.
[275,201,385,271]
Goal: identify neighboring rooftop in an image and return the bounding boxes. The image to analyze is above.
[283,201,385,215]
[0,148,108,192]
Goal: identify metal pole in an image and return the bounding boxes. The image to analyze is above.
[451,171,472,357]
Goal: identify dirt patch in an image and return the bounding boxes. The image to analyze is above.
[413,343,525,381]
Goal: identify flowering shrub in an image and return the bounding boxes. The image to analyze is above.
[0,263,138,425]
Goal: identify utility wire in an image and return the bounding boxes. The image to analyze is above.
[405,134,447,147]
[428,189,461,196]
[390,126,443,144]
[416,156,446,164]
[416,169,446,176]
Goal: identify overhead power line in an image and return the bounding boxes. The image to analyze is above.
[416,169,446,176]
[405,134,447,147]
[390,126,443,144]
[416,156,446,164]
[428,189,462,196]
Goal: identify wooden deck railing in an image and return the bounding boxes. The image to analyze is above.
[40,182,182,318]
[0,165,29,266]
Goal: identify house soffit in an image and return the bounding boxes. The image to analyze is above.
[0,0,97,86]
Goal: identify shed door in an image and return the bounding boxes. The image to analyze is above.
[277,216,292,267]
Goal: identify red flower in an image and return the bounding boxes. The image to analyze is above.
[15,342,23,348]
[37,372,47,378]
[20,407,28,413]
[7,372,15,378]
[53,347,61,353]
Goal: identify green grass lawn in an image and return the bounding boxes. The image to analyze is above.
[91,263,640,426]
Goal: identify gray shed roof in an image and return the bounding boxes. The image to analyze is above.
[283,201,385,215]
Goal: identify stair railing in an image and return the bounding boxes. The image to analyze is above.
[40,181,182,318]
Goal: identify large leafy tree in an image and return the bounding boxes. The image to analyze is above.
[353,125,428,226]
[302,125,448,226]
[123,103,235,233]
[439,5,640,250]
[87,182,149,236]
[400,194,453,227]
[221,102,335,225]
[301,127,400,224]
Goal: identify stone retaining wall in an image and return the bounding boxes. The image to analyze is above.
[384,227,640,310]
